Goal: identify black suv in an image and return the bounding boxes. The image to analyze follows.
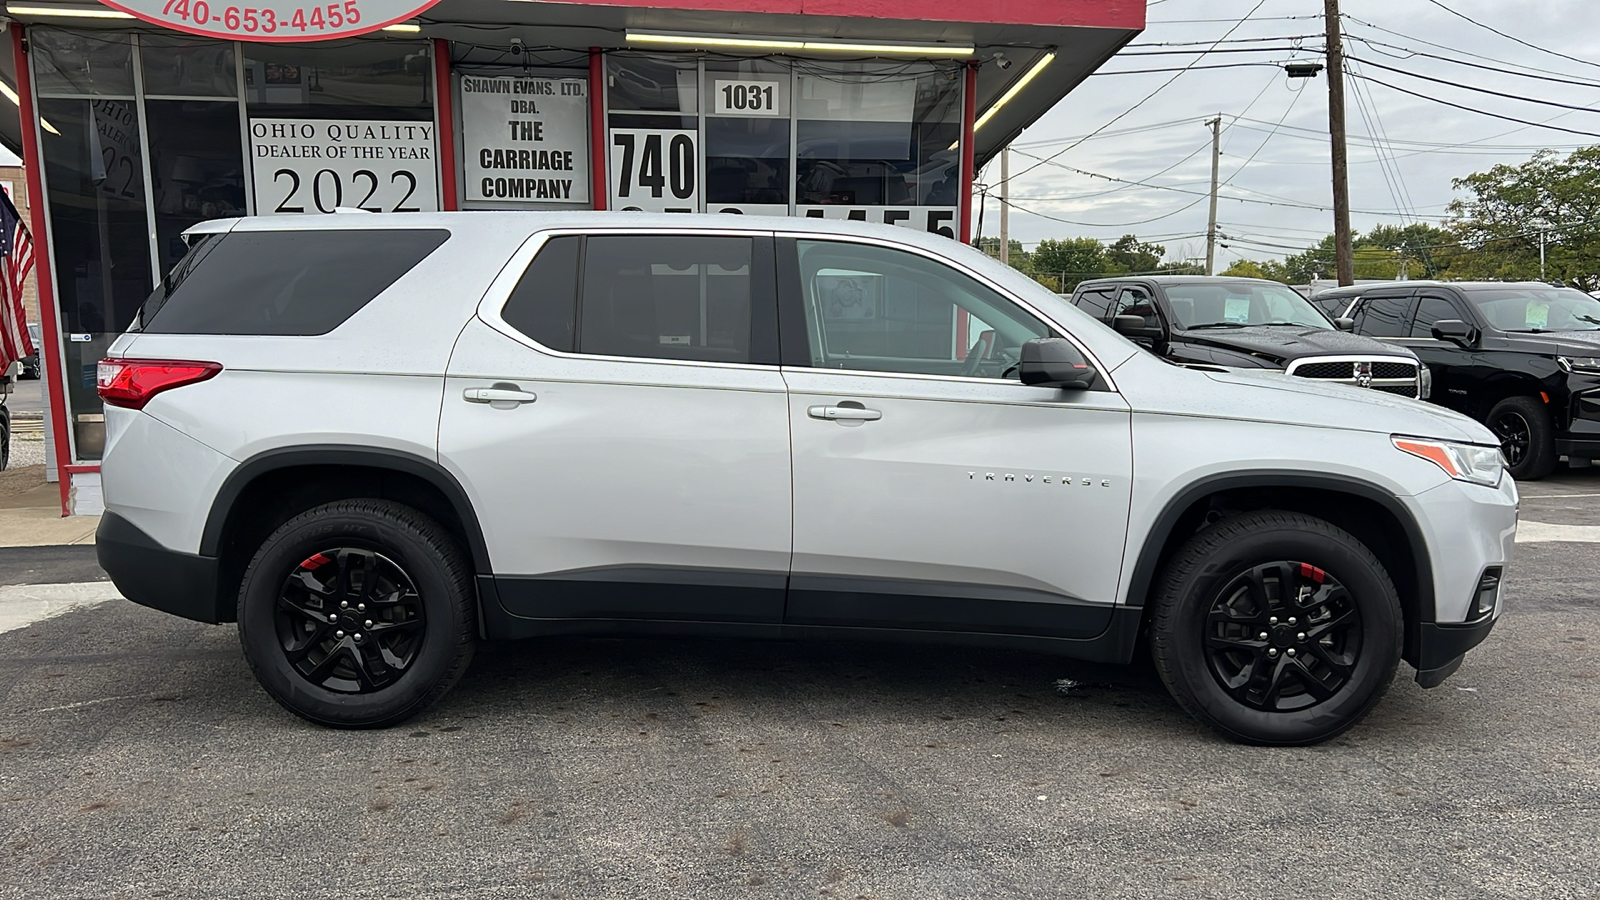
[1312,280,1600,479]
[1068,276,1424,398]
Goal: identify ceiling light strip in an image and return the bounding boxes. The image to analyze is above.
[626,32,972,56]
[974,51,1055,132]
[8,4,135,16]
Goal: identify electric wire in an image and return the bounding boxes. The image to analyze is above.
[1415,0,1600,73]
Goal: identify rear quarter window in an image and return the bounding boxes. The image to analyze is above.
[139,228,450,335]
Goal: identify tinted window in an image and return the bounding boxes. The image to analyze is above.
[140,229,449,335]
[1311,292,1354,319]
[580,236,754,363]
[1074,288,1116,320]
[1412,297,1461,338]
[1462,286,1600,332]
[795,240,1049,379]
[501,236,580,352]
[1110,287,1161,327]
[1351,296,1411,338]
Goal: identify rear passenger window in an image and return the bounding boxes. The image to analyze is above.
[579,236,755,363]
[139,229,449,335]
[501,236,580,352]
[1351,296,1411,337]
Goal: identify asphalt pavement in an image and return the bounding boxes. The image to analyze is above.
[4,377,41,418]
[0,473,1597,898]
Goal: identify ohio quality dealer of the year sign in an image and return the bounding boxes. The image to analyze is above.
[98,0,440,41]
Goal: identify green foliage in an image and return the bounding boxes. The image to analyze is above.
[1107,234,1167,273]
[1448,147,1600,291]
[1219,259,1268,279]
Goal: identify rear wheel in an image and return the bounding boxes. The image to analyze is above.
[1486,395,1555,480]
[1150,511,1402,745]
[237,499,476,728]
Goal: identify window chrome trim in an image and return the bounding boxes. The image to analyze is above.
[474,225,1119,391]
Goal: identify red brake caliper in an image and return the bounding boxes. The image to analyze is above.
[300,552,332,571]
[1298,563,1326,584]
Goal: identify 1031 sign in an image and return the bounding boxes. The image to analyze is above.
[610,129,697,213]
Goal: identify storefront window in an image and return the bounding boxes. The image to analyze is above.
[31,30,135,97]
[703,59,788,213]
[145,100,246,274]
[141,34,237,97]
[244,39,433,119]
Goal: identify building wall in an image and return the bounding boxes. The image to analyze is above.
[0,165,38,326]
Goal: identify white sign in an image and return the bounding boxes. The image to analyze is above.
[99,0,441,42]
[461,75,589,205]
[799,205,959,239]
[249,118,438,215]
[609,128,698,213]
[712,79,783,117]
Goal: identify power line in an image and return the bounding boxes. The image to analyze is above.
[1347,55,1600,116]
[1090,62,1287,77]
[1415,0,1600,73]
[1343,15,1600,85]
[995,0,1271,189]
[1347,72,1600,139]
[1348,35,1600,90]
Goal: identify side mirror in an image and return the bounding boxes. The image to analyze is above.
[1019,338,1097,390]
[1431,319,1477,347]
[1112,314,1165,341]
[1334,316,1356,332]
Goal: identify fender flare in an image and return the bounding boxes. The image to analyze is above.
[199,445,492,574]
[1122,470,1436,623]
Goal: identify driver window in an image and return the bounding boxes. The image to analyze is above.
[795,239,1050,379]
[1110,287,1161,327]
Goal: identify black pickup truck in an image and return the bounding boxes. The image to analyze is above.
[1067,275,1426,399]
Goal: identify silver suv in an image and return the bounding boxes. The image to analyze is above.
[95,213,1516,745]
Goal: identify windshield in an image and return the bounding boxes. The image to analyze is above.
[1164,282,1332,330]
[1464,287,1600,332]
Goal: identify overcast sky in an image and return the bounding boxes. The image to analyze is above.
[981,0,1600,268]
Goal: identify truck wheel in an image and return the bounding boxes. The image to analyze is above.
[1486,395,1555,480]
[237,499,476,729]
[1149,511,1402,746]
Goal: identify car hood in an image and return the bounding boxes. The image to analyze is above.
[1494,328,1600,356]
[1175,325,1417,364]
[1114,353,1494,445]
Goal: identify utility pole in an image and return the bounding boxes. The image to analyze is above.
[1205,116,1221,275]
[1325,0,1354,285]
[999,147,1010,266]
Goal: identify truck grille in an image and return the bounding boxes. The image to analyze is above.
[1284,357,1421,398]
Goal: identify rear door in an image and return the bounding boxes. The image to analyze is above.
[439,229,793,625]
[779,235,1132,640]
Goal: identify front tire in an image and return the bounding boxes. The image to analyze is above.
[237,499,476,728]
[1486,395,1555,480]
[1149,511,1402,745]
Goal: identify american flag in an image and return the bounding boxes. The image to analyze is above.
[0,187,34,375]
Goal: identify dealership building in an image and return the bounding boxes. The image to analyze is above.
[0,0,1142,514]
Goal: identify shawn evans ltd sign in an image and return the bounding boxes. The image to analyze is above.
[459,74,590,205]
[100,0,441,40]
[249,118,439,214]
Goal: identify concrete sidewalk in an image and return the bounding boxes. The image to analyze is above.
[0,465,98,548]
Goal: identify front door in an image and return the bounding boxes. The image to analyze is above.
[439,230,793,624]
[1404,292,1478,415]
[780,237,1133,639]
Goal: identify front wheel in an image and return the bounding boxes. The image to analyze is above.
[1149,511,1402,745]
[1486,395,1555,480]
[237,499,477,728]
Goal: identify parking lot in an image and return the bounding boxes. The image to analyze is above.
[0,473,1596,899]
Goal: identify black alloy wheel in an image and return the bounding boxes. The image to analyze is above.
[1150,511,1402,745]
[1490,409,1531,468]
[238,499,476,728]
[275,548,426,694]
[1203,561,1361,712]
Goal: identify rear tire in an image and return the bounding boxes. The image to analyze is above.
[1149,511,1402,746]
[237,499,476,728]
[1486,395,1555,480]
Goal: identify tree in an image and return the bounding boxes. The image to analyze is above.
[1220,259,1268,279]
[975,237,1032,273]
[1449,147,1600,291]
[1106,234,1166,273]
[1031,237,1116,292]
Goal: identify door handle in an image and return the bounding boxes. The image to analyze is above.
[807,404,882,422]
[464,385,537,405]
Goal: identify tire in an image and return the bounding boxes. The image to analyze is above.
[237,499,476,728]
[0,417,9,471]
[1149,511,1402,746]
[1486,395,1555,480]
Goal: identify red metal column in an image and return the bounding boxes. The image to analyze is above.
[589,47,607,210]
[959,61,977,245]
[11,25,72,516]
[433,38,459,211]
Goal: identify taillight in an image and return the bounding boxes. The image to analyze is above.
[96,358,222,410]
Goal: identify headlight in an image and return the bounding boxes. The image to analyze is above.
[1393,436,1503,487]
[1559,357,1600,373]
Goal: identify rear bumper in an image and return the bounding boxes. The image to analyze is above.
[1413,615,1496,688]
[96,511,228,624]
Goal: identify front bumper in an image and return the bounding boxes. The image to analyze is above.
[1414,615,1496,688]
[96,511,228,624]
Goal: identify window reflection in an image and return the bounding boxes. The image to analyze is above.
[244,39,433,119]
[32,30,135,97]
[146,100,245,275]
[141,35,237,97]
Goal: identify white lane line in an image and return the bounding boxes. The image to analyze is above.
[1516,521,1600,543]
[37,694,143,713]
[1519,492,1600,500]
[0,582,123,635]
